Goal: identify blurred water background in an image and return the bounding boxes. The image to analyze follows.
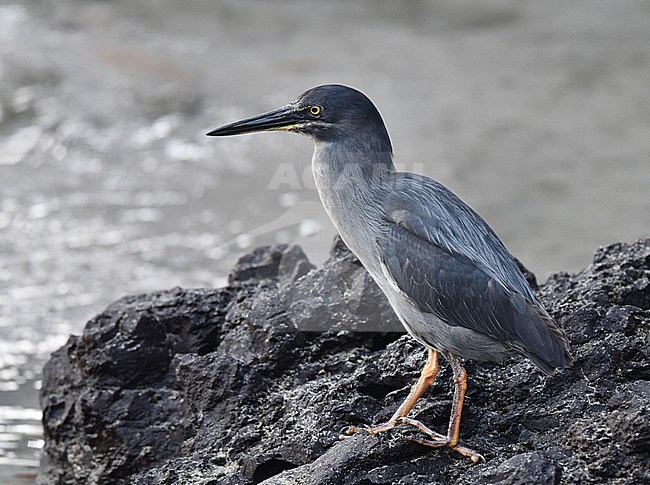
[0,0,649,481]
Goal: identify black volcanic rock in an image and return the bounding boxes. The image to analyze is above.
[38,238,650,484]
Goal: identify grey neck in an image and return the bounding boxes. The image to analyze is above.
[310,138,394,271]
[311,138,395,195]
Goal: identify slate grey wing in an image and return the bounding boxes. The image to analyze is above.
[380,224,513,341]
[379,176,570,373]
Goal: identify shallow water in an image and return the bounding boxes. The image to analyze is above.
[1,0,649,480]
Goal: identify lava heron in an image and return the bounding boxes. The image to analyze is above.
[207,84,571,462]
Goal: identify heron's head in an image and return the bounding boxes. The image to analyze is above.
[207,84,392,153]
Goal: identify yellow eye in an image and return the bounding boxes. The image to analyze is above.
[309,105,322,116]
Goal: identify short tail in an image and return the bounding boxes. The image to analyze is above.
[514,300,571,375]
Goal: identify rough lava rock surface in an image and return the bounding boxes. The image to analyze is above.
[39,238,650,484]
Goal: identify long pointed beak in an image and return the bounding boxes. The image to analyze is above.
[206,105,303,136]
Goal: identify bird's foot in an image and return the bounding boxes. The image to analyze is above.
[398,417,485,463]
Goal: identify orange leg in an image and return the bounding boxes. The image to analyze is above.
[344,348,439,435]
[343,350,483,463]
[400,354,484,462]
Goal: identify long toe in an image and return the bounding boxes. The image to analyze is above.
[397,416,447,440]
[406,436,484,463]
[398,417,484,463]
[341,419,400,438]
[404,436,448,448]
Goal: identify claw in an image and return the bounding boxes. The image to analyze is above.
[340,425,367,438]
[339,426,355,439]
